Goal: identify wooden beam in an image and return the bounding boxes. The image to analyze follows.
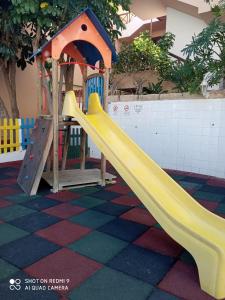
[52,59,59,193]
[101,68,109,186]
[36,58,43,116]
[80,66,87,170]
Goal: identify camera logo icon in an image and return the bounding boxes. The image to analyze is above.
[9,279,21,290]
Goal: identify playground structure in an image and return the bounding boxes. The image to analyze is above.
[18,8,117,195]
[16,7,225,299]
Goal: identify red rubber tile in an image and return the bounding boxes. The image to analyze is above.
[207,178,225,188]
[112,195,141,207]
[43,203,86,219]
[0,199,12,208]
[46,191,80,202]
[0,187,19,197]
[106,184,131,195]
[158,260,214,300]
[198,200,219,212]
[120,207,156,226]
[36,220,91,246]
[134,227,183,257]
[0,178,18,185]
[24,248,102,295]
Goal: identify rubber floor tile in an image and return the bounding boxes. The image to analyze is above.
[90,190,122,201]
[5,193,41,204]
[134,227,183,257]
[179,251,196,266]
[98,218,148,242]
[69,231,128,263]
[71,186,102,196]
[215,203,225,214]
[0,258,19,281]
[0,204,35,221]
[93,202,131,216]
[158,261,214,300]
[200,184,225,195]
[0,234,60,268]
[120,207,157,226]
[71,196,106,208]
[107,244,174,285]
[148,288,179,300]
[182,176,207,184]
[24,248,102,295]
[36,220,91,246]
[0,187,19,197]
[70,210,115,229]
[69,266,153,300]
[0,223,28,246]
[46,191,80,202]
[22,197,59,210]
[0,199,12,208]
[10,212,61,233]
[193,191,225,202]
[198,200,219,212]
[106,184,131,195]
[43,203,86,218]
[178,181,202,190]
[112,195,141,207]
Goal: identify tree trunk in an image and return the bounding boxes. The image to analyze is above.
[64,58,75,92]
[0,96,9,118]
[2,61,20,118]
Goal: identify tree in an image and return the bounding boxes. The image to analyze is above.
[0,1,33,117]
[182,17,225,87]
[1,0,131,116]
[114,31,175,78]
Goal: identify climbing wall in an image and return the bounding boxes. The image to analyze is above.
[17,118,53,195]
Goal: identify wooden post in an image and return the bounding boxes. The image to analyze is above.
[101,68,109,186]
[80,66,87,170]
[52,59,59,193]
[36,58,43,116]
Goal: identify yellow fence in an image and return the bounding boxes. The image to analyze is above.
[0,119,20,154]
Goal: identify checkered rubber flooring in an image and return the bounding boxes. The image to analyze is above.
[0,159,225,300]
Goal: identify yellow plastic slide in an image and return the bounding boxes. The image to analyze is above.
[63,91,225,299]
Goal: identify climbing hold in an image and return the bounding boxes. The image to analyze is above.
[30,141,34,145]
[25,175,29,180]
[29,154,34,160]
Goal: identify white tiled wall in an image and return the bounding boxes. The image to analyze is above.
[89,99,225,178]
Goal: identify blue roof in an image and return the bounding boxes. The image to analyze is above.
[31,8,117,65]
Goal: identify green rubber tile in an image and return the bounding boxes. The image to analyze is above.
[169,175,185,181]
[0,205,35,221]
[215,203,225,214]
[154,223,162,230]
[68,231,128,263]
[194,191,224,202]
[0,258,19,280]
[69,266,153,300]
[70,210,115,229]
[71,196,106,208]
[0,223,28,246]
[179,181,202,190]
[179,251,196,266]
[5,193,41,204]
[71,187,101,195]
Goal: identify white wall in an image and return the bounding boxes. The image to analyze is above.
[89,99,225,179]
[166,7,207,58]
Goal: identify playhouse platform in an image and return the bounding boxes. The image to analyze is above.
[42,168,116,190]
[0,158,224,300]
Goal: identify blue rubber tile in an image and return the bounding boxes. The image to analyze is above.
[98,218,148,242]
[0,271,58,299]
[107,244,174,285]
[178,181,202,190]
[10,212,61,233]
[200,184,225,195]
[0,235,60,268]
[90,190,122,201]
[69,266,153,300]
[22,197,59,210]
[148,288,179,300]
[93,202,131,216]
[70,210,115,229]
[193,191,224,202]
[182,176,207,184]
